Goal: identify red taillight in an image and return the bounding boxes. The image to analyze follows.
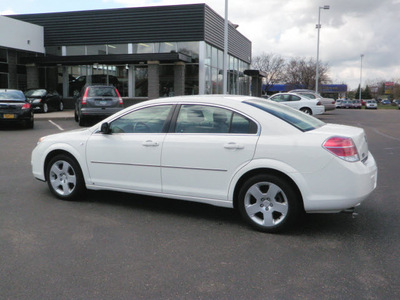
[323,136,359,162]
[317,101,322,106]
[115,89,123,105]
[22,103,31,109]
[82,87,89,105]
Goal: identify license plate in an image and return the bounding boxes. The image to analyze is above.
[3,114,15,119]
[99,101,107,106]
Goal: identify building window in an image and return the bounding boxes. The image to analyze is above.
[0,73,8,88]
[0,48,7,63]
[46,46,62,56]
[87,45,106,55]
[66,46,85,56]
[134,66,148,97]
[133,43,157,54]
[107,44,128,54]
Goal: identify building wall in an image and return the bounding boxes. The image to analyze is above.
[0,16,44,54]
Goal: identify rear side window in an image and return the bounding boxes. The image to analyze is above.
[245,99,325,132]
[88,87,117,97]
[0,90,26,101]
[174,104,257,134]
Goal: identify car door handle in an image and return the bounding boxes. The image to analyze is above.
[224,142,244,150]
[142,140,159,147]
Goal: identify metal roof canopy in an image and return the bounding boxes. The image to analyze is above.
[21,52,193,66]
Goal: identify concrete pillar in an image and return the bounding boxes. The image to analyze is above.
[7,50,18,89]
[26,64,40,89]
[148,61,160,99]
[250,76,263,97]
[174,62,185,96]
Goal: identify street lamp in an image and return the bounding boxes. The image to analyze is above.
[315,5,330,94]
[359,54,364,100]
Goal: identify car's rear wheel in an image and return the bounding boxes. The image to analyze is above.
[238,174,300,233]
[46,154,85,201]
[300,107,312,115]
[78,113,87,126]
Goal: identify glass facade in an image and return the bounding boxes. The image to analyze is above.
[46,41,249,98]
[203,43,250,95]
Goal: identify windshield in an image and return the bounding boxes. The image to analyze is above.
[244,99,325,132]
[0,90,26,101]
[25,89,46,97]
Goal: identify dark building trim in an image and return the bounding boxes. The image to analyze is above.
[20,52,193,66]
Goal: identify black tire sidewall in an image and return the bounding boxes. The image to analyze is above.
[46,155,85,201]
[238,174,300,233]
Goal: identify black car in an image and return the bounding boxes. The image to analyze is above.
[0,89,34,128]
[74,85,124,126]
[25,89,64,113]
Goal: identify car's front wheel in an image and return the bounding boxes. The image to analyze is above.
[238,174,300,233]
[46,154,85,201]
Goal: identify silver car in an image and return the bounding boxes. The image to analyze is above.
[75,85,124,126]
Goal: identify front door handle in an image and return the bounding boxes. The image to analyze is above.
[142,140,159,147]
[224,142,244,150]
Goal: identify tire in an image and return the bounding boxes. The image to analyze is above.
[58,101,64,111]
[46,154,86,201]
[25,118,34,129]
[43,103,49,113]
[238,174,300,233]
[78,113,87,127]
[74,109,78,122]
[300,107,312,115]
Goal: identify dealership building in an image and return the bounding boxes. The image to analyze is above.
[1,4,258,100]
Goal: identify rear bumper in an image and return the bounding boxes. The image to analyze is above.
[80,107,123,117]
[0,110,33,122]
[301,152,378,212]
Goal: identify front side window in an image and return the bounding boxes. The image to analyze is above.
[110,105,172,134]
[175,105,257,134]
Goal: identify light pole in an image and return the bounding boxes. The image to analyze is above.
[315,5,330,94]
[359,54,364,100]
[223,0,229,94]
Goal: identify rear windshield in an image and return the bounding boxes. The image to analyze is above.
[0,90,26,101]
[25,89,46,97]
[87,87,118,97]
[244,99,325,132]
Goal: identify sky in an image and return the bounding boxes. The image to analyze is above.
[2,0,400,90]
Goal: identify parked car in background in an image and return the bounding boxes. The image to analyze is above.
[0,89,34,128]
[381,99,391,105]
[75,85,124,126]
[70,75,120,97]
[289,89,336,111]
[25,89,64,113]
[352,100,362,109]
[341,100,353,109]
[268,92,325,115]
[31,95,377,233]
[365,100,378,109]
[335,99,344,108]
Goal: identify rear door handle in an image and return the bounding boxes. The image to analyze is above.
[224,142,244,150]
[142,140,159,147]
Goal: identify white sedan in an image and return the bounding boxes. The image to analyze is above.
[268,92,325,115]
[31,95,377,232]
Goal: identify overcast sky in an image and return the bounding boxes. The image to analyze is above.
[2,0,400,89]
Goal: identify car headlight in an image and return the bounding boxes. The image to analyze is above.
[33,99,42,104]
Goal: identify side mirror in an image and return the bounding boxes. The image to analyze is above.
[100,122,111,134]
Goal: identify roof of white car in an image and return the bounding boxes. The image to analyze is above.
[142,94,258,106]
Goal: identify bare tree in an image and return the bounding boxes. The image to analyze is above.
[251,53,286,94]
[283,57,330,90]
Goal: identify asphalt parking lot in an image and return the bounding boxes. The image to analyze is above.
[1,109,399,299]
